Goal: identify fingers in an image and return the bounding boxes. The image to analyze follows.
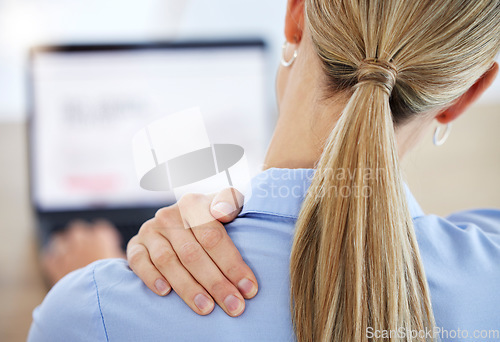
[126,188,252,318]
[180,192,258,300]
[179,192,258,299]
[129,216,221,316]
[127,235,171,296]
[142,229,216,316]
[45,220,89,257]
[93,219,122,241]
[41,219,124,286]
[191,221,258,299]
[41,235,67,285]
[92,219,125,256]
[210,187,244,223]
[155,203,246,317]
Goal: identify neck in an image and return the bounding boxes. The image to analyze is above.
[263,100,345,169]
[263,39,347,170]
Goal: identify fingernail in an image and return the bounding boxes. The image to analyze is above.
[224,294,244,316]
[237,278,257,298]
[155,279,170,295]
[194,293,213,312]
[212,202,235,218]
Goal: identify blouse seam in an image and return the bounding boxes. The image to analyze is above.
[92,266,110,342]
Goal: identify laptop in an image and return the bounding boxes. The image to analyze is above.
[28,40,270,247]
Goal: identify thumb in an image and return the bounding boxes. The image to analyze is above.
[210,187,244,223]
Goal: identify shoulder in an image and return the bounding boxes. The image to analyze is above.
[28,258,127,342]
[413,208,500,270]
[445,208,500,235]
[412,209,500,329]
[413,208,500,253]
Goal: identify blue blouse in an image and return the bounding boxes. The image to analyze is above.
[28,168,500,342]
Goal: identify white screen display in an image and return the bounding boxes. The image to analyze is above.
[31,43,270,211]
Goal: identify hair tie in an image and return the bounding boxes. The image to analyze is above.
[356,58,398,95]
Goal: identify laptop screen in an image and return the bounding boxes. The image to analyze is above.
[29,41,270,212]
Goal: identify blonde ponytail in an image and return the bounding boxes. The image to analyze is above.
[290,0,500,340]
[291,63,434,341]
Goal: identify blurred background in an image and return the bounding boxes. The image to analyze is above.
[0,0,498,340]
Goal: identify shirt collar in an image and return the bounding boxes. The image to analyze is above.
[240,168,424,220]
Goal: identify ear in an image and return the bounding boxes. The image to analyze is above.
[284,0,305,44]
[436,62,498,124]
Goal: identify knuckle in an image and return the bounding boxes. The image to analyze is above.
[198,227,224,250]
[138,219,154,235]
[151,247,177,266]
[127,235,138,248]
[209,279,230,296]
[127,244,146,266]
[155,207,177,223]
[178,193,206,207]
[226,263,245,278]
[178,241,203,264]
